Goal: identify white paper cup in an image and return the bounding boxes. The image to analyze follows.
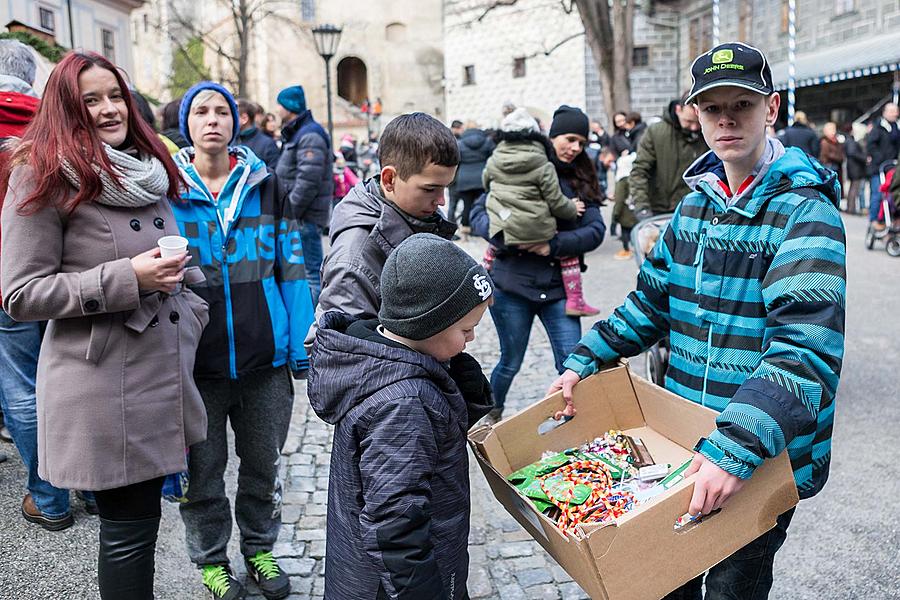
[158,235,188,258]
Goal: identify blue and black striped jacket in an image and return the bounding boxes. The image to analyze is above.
[172,146,315,380]
[564,144,845,498]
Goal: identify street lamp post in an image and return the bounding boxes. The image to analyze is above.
[312,24,343,146]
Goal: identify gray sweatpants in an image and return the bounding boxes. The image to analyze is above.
[180,365,293,566]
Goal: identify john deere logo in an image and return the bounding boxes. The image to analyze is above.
[712,49,734,64]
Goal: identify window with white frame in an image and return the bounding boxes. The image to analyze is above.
[38,7,55,32]
[101,28,116,61]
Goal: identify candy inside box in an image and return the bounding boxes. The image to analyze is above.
[468,361,798,600]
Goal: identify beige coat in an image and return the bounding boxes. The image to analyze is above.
[1,166,209,491]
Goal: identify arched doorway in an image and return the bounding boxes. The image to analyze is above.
[337,56,368,106]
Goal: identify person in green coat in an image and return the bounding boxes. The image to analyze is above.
[481,107,599,316]
[630,99,707,219]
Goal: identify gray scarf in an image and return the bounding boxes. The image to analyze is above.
[61,144,170,207]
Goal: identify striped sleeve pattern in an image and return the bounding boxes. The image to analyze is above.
[562,214,676,377]
[702,198,845,493]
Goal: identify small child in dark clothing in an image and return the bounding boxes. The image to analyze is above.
[308,233,494,600]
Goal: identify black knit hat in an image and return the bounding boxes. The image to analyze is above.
[379,234,493,340]
[549,105,590,139]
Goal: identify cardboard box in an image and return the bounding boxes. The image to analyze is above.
[468,362,799,600]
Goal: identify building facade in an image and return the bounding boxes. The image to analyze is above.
[444,0,900,131]
[2,0,142,84]
[131,0,445,140]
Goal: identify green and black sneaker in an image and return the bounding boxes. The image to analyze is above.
[244,551,291,600]
[201,564,247,600]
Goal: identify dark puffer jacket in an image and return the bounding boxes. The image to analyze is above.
[778,123,820,159]
[455,128,495,192]
[309,312,490,600]
[276,110,334,227]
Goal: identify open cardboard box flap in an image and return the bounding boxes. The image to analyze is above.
[468,362,799,600]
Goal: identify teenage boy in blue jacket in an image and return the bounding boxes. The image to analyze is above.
[550,43,846,600]
[172,81,316,600]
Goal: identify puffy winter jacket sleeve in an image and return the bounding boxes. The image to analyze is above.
[548,203,605,258]
[1,167,140,320]
[562,207,675,377]
[358,396,448,600]
[538,163,578,221]
[287,132,328,220]
[629,130,657,216]
[701,197,845,481]
[271,173,315,373]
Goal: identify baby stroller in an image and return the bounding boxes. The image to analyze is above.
[865,159,900,257]
[630,214,672,386]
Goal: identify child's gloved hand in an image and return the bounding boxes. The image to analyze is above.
[447,352,494,429]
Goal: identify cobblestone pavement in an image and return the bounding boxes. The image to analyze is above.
[2,209,899,599]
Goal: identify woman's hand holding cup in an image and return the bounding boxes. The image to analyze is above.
[132,237,190,293]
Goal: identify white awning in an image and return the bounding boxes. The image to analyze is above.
[770,32,900,90]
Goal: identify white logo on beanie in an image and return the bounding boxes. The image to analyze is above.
[473,273,492,301]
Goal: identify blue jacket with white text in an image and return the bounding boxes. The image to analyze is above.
[172,145,315,379]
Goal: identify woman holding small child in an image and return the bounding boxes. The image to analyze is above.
[471,104,606,423]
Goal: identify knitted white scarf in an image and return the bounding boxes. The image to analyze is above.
[61,144,170,207]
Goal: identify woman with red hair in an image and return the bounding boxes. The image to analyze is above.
[0,52,209,599]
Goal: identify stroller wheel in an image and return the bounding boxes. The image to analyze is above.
[887,237,900,257]
[645,344,666,386]
[865,229,876,250]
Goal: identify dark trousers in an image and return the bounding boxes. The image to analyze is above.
[93,477,164,521]
[180,366,294,565]
[663,508,795,600]
[449,189,483,227]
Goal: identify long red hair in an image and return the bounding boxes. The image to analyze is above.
[0,51,182,213]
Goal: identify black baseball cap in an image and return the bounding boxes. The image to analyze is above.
[685,42,773,104]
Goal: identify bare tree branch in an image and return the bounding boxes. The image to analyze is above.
[475,0,519,22]
[520,31,584,59]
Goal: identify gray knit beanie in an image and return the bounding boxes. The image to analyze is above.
[379,234,494,340]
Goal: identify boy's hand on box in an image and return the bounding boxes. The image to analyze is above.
[547,369,581,420]
[685,453,745,516]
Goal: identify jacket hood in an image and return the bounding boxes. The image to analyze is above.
[173,145,270,232]
[174,144,268,194]
[0,74,37,97]
[329,177,384,241]
[308,311,460,424]
[330,176,457,244]
[460,128,491,150]
[491,140,549,174]
[683,138,840,215]
[0,91,38,130]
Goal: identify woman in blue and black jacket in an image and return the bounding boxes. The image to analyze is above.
[471,105,605,423]
[170,81,314,600]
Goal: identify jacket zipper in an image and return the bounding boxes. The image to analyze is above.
[693,230,707,294]
[219,224,238,379]
[701,325,713,408]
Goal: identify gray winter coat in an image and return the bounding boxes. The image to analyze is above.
[308,312,479,600]
[311,178,457,339]
[276,111,334,227]
[1,166,209,490]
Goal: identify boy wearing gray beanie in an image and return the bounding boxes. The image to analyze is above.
[308,233,494,600]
